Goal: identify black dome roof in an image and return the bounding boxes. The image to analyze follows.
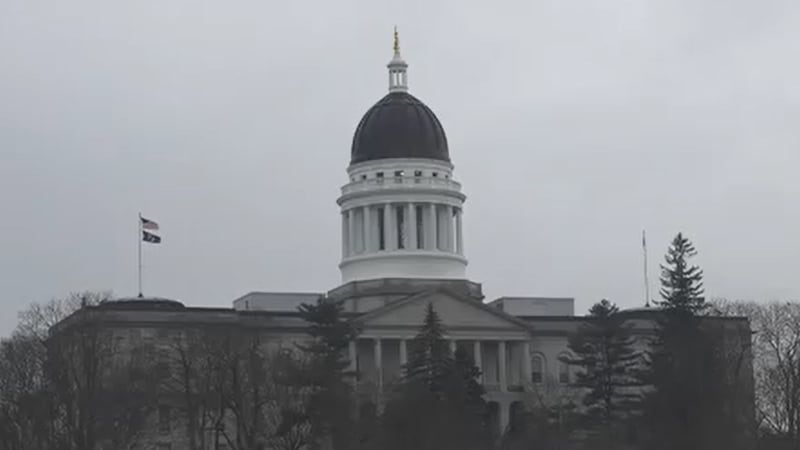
[351,92,449,164]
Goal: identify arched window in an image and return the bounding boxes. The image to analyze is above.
[531,353,545,383]
[558,352,571,384]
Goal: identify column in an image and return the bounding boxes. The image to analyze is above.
[427,203,437,250]
[384,203,395,251]
[363,205,372,252]
[449,339,457,354]
[445,205,454,252]
[498,341,507,392]
[399,339,408,367]
[473,341,483,383]
[341,212,349,258]
[374,338,383,393]
[499,403,510,436]
[348,340,358,379]
[455,208,463,255]
[522,341,532,390]
[347,209,356,255]
[408,203,417,250]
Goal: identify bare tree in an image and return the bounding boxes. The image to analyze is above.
[46,309,159,450]
[162,328,311,450]
[0,292,112,450]
[714,299,800,447]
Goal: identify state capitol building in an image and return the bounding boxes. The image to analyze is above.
[50,34,752,449]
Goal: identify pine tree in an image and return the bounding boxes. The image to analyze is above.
[403,303,452,395]
[641,233,740,450]
[562,299,643,449]
[655,232,706,317]
[296,297,361,450]
[379,303,490,450]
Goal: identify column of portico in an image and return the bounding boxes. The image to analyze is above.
[399,339,408,366]
[348,340,357,380]
[449,339,457,354]
[473,340,483,383]
[374,338,383,393]
[498,341,507,392]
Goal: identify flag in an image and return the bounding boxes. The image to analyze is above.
[141,217,159,230]
[142,230,161,244]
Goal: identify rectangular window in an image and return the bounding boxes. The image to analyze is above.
[377,207,385,250]
[414,170,422,177]
[396,206,405,249]
[415,205,424,249]
[394,170,404,177]
[531,356,544,383]
[158,405,171,433]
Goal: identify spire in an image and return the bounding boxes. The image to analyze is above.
[393,26,400,55]
[387,27,408,93]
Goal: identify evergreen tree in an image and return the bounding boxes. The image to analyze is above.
[655,232,706,317]
[403,303,452,394]
[561,299,643,449]
[296,297,361,450]
[641,233,746,450]
[379,303,491,450]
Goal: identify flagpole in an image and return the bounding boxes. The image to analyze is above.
[138,212,143,298]
[642,229,650,307]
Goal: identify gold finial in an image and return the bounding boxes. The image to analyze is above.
[393,26,400,53]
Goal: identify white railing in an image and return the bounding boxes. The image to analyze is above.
[341,176,462,195]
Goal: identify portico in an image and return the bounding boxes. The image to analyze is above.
[347,287,537,432]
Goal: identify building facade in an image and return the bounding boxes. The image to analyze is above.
[48,35,754,449]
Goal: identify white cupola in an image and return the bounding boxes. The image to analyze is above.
[337,30,467,283]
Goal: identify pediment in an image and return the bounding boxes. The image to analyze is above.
[356,289,532,332]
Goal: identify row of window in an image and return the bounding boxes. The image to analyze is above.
[351,169,449,182]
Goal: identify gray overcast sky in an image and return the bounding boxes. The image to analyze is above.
[1,0,799,336]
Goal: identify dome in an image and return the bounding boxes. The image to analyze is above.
[98,296,185,310]
[350,92,450,164]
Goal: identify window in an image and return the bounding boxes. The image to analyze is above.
[414,170,422,177]
[558,353,571,384]
[361,174,367,180]
[531,354,544,383]
[377,207,385,250]
[396,206,405,249]
[376,172,384,178]
[415,205,424,249]
[158,405,171,433]
[432,172,438,177]
[394,170,404,177]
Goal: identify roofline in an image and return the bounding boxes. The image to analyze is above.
[231,291,324,305]
[354,286,534,333]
